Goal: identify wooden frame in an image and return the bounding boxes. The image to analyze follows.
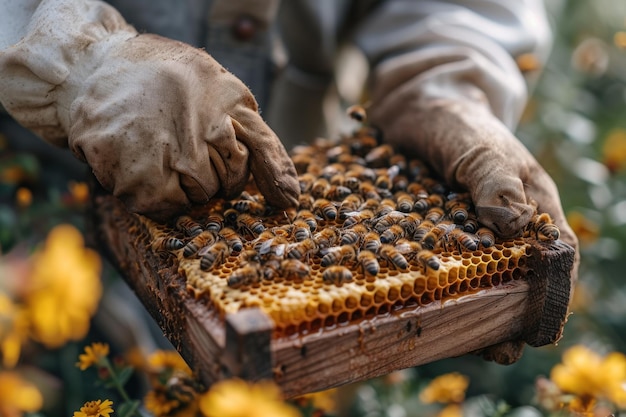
[91,192,574,398]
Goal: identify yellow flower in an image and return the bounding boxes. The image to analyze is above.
[73,399,114,417]
[566,211,599,247]
[15,187,32,208]
[419,372,469,404]
[25,225,102,348]
[0,293,28,368]
[144,389,181,417]
[0,371,43,417]
[437,404,463,417]
[294,388,336,413]
[567,395,596,417]
[148,349,192,376]
[614,31,626,49]
[602,128,626,173]
[77,342,110,371]
[198,379,301,417]
[550,345,626,407]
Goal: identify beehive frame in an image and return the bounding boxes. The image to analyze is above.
[91,133,574,398]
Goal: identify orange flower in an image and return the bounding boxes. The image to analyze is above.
[68,181,90,204]
[15,188,32,208]
[76,342,110,370]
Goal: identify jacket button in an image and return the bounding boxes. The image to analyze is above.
[232,15,257,41]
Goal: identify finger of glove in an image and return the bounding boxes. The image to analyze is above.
[230,105,300,209]
[370,96,534,238]
[523,167,579,251]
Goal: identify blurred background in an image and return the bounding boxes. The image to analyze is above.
[1,0,626,415]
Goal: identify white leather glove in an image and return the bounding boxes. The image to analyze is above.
[368,48,578,253]
[0,0,299,220]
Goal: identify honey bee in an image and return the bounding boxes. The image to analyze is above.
[313,198,338,220]
[219,227,244,252]
[375,173,392,190]
[286,238,318,260]
[365,144,394,168]
[378,244,409,270]
[311,178,330,199]
[281,259,310,280]
[153,236,185,252]
[323,265,354,285]
[417,249,440,271]
[320,245,357,267]
[374,210,406,233]
[223,208,240,224]
[406,182,428,200]
[183,230,218,258]
[338,194,364,220]
[445,228,478,252]
[199,241,230,271]
[398,212,423,236]
[446,200,470,224]
[463,216,479,234]
[408,159,428,180]
[252,230,275,252]
[342,176,361,193]
[321,164,346,180]
[313,227,339,249]
[257,236,288,258]
[392,174,409,192]
[422,222,455,249]
[292,220,312,241]
[298,193,315,211]
[347,104,367,123]
[342,209,374,228]
[359,182,381,201]
[362,231,382,252]
[292,153,313,174]
[375,198,397,216]
[395,239,423,261]
[389,154,407,172]
[425,206,445,223]
[205,214,224,232]
[298,173,317,193]
[380,224,405,244]
[325,185,352,201]
[175,215,203,237]
[340,224,368,245]
[527,212,560,241]
[295,210,319,232]
[476,227,495,248]
[227,265,264,288]
[413,220,435,242]
[413,194,445,212]
[395,192,415,213]
[232,199,266,216]
[357,250,380,276]
[235,213,265,236]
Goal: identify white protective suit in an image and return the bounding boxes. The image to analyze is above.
[0,0,577,256]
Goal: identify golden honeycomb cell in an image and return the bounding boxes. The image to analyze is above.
[135,129,561,339]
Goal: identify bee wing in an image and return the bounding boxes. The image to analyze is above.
[274,243,286,257]
[258,239,274,255]
[387,165,400,180]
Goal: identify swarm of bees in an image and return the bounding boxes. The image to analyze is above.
[144,105,561,334]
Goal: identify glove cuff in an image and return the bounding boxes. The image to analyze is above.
[0,0,137,146]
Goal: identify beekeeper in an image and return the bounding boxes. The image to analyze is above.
[0,0,578,255]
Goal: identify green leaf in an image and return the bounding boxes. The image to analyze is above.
[115,366,135,387]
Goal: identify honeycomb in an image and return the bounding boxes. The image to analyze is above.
[140,123,560,339]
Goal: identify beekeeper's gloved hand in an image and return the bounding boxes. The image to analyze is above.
[368,48,578,254]
[0,0,299,221]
